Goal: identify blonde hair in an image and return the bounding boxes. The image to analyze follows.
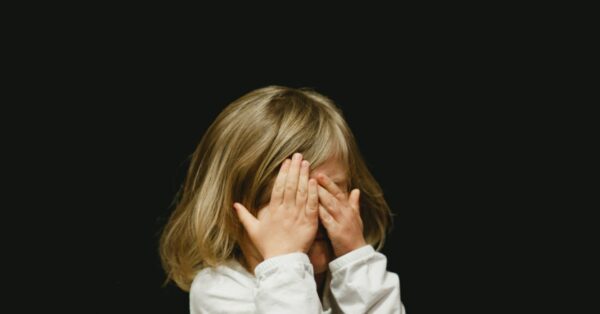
[159,86,395,291]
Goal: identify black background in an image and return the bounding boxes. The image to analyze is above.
[12,19,543,313]
[71,73,519,313]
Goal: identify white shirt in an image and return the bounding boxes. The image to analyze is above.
[190,244,406,313]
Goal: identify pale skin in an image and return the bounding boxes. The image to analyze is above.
[233,153,367,299]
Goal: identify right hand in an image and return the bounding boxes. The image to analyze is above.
[234,153,319,259]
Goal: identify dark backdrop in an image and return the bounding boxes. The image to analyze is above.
[69,73,514,313]
[23,33,530,313]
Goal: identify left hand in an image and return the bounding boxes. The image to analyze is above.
[316,173,367,257]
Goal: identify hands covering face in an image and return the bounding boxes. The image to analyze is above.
[234,153,366,260]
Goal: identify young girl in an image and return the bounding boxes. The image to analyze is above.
[159,86,406,313]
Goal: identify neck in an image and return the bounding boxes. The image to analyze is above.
[241,253,260,276]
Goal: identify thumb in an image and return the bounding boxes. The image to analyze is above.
[349,189,360,212]
[233,202,258,235]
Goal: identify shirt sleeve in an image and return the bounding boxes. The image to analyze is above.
[328,245,405,314]
[190,266,257,314]
[190,252,324,314]
[254,252,323,313]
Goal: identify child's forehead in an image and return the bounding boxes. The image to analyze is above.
[310,156,348,181]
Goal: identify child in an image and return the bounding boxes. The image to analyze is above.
[159,86,406,313]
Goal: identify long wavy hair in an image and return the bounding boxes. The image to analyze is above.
[159,86,395,291]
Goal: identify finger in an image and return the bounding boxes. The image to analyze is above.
[318,185,340,219]
[233,202,258,236]
[296,160,310,208]
[349,188,360,213]
[316,173,346,201]
[270,159,291,206]
[318,204,336,228]
[305,178,319,219]
[284,153,302,206]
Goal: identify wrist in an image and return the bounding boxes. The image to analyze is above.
[334,239,367,257]
[263,249,303,260]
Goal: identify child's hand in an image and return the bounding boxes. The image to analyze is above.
[316,173,367,258]
[234,153,319,260]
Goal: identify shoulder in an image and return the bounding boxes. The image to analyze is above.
[190,260,257,312]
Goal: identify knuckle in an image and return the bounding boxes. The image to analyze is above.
[329,199,338,208]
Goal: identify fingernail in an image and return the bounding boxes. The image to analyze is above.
[302,160,309,167]
[293,152,302,160]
